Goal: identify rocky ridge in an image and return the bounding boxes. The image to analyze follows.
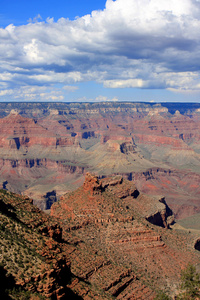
[51,173,200,299]
[1,173,200,299]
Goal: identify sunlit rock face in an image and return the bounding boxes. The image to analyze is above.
[50,173,199,299]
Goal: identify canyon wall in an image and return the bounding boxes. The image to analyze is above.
[0,102,199,223]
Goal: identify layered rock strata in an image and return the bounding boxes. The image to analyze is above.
[51,174,200,299]
[0,102,200,223]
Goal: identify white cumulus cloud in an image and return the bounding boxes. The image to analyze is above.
[0,0,200,101]
[63,85,79,92]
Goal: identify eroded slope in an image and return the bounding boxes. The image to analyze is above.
[51,174,200,299]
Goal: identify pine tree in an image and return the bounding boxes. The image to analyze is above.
[178,264,200,300]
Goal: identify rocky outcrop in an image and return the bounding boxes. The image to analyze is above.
[51,173,173,229]
[83,173,103,195]
[120,141,137,154]
[51,174,141,226]
[101,175,140,199]
[145,197,174,228]
[38,224,63,242]
[50,174,199,299]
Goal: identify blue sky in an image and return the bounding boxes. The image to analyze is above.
[0,1,106,26]
[1,0,200,102]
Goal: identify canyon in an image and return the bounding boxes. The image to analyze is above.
[1,100,200,299]
[0,102,200,226]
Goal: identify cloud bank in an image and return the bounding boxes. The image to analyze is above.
[1,0,200,100]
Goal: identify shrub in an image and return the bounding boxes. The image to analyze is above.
[155,290,171,300]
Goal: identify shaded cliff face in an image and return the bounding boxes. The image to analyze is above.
[119,168,200,220]
[0,102,200,222]
[50,174,200,299]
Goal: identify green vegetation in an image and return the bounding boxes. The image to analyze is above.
[0,190,65,298]
[177,264,200,300]
[6,287,46,300]
[155,290,171,300]
[154,264,200,300]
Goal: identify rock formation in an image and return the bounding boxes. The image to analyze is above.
[0,101,200,226]
[1,172,200,299]
[50,174,200,299]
